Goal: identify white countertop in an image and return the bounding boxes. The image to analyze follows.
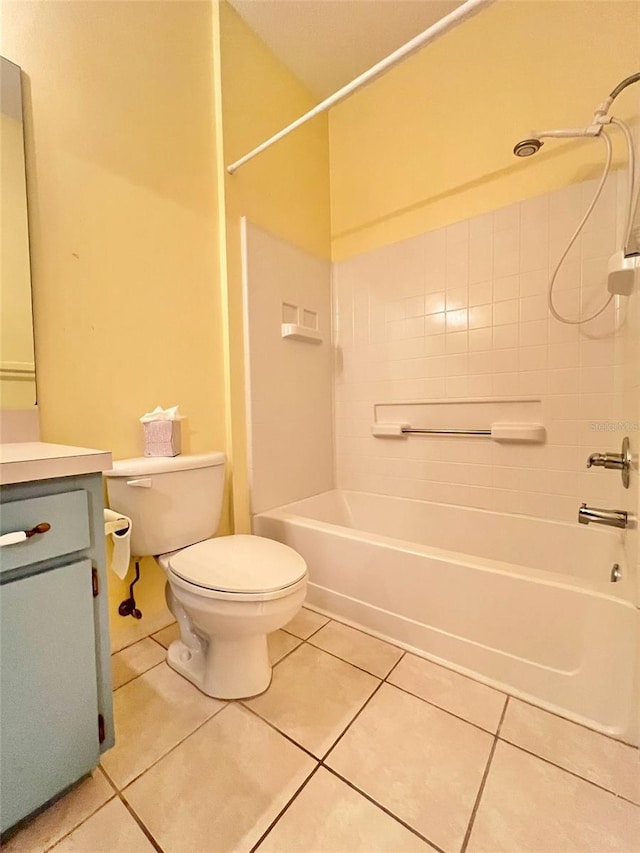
[0,442,113,486]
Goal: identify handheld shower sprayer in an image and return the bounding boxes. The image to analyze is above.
[512,72,640,326]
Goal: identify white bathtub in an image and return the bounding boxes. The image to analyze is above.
[254,490,638,743]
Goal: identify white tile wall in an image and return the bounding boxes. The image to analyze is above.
[333,173,636,526]
[242,221,333,513]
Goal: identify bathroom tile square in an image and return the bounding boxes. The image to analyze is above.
[268,628,302,664]
[308,620,404,677]
[469,211,493,241]
[424,311,446,336]
[493,202,520,232]
[492,273,519,303]
[100,662,225,788]
[493,298,519,326]
[243,642,379,757]
[468,373,493,396]
[445,375,469,397]
[493,227,520,278]
[424,290,445,315]
[466,741,640,853]
[446,219,469,245]
[387,653,507,732]
[48,798,156,853]
[282,606,330,639]
[499,699,640,803]
[468,280,492,306]
[445,329,468,353]
[519,268,547,296]
[255,767,436,853]
[151,621,179,648]
[468,304,492,329]
[2,768,114,853]
[446,307,468,331]
[469,235,493,284]
[110,637,166,690]
[110,607,175,654]
[326,682,494,852]
[124,704,316,853]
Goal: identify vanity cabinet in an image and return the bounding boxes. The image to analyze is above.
[0,471,114,834]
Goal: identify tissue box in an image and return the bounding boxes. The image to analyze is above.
[143,419,182,457]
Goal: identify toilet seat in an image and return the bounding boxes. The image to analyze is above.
[163,534,307,599]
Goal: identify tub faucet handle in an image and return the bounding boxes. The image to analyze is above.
[586,453,608,468]
[585,437,631,489]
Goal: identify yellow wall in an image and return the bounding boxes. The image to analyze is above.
[216,2,331,531]
[1,0,228,638]
[0,108,36,408]
[330,0,640,260]
[1,0,225,458]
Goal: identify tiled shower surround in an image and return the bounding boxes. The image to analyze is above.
[333,172,636,525]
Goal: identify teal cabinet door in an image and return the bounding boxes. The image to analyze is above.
[0,560,99,833]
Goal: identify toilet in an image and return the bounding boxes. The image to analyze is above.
[104,452,307,699]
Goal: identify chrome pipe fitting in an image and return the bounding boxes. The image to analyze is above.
[586,437,631,488]
[578,503,629,529]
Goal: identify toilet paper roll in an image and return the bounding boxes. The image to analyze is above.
[104,508,132,580]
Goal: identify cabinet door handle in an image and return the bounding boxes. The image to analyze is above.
[126,478,152,488]
[0,522,51,547]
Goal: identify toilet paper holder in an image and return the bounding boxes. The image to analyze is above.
[103,509,139,619]
[118,559,143,620]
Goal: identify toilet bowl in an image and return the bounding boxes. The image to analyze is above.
[104,453,308,699]
[159,535,307,698]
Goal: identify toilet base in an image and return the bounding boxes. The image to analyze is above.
[166,635,273,700]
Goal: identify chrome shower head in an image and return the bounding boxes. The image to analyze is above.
[513,137,544,157]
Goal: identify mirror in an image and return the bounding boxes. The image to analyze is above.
[1,56,36,409]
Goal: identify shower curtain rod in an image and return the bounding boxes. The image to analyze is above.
[226,0,494,175]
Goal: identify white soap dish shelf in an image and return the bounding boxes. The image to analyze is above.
[281,323,323,344]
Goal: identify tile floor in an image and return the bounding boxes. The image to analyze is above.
[5,608,640,853]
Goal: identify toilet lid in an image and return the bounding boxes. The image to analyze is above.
[167,534,307,594]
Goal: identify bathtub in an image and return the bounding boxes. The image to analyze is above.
[254,490,638,743]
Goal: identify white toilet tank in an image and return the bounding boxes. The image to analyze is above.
[104,452,226,557]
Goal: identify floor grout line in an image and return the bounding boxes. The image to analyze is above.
[497,738,640,808]
[495,695,509,739]
[248,765,322,853]
[37,796,119,853]
[109,620,176,655]
[506,693,640,749]
[97,611,639,853]
[270,636,305,668]
[383,649,408,680]
[281,620,330,643]
[299,609,638,749]
[382,677,505,737]
[459,696,510,853]
[244,670,447,853]
[113,612,635,749]
[240,703,322,763]
[301,636,403,680]
[111,660,166,693]
[320,679,385,762]
[108,701,230,792]
[117,790,166,853]
[322,765,449,853]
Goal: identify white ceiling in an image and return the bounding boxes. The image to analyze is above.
[227,0,465,99]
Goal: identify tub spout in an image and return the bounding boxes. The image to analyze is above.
[578,503,628,529]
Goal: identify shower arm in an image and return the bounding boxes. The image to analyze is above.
[524,72,640,149]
